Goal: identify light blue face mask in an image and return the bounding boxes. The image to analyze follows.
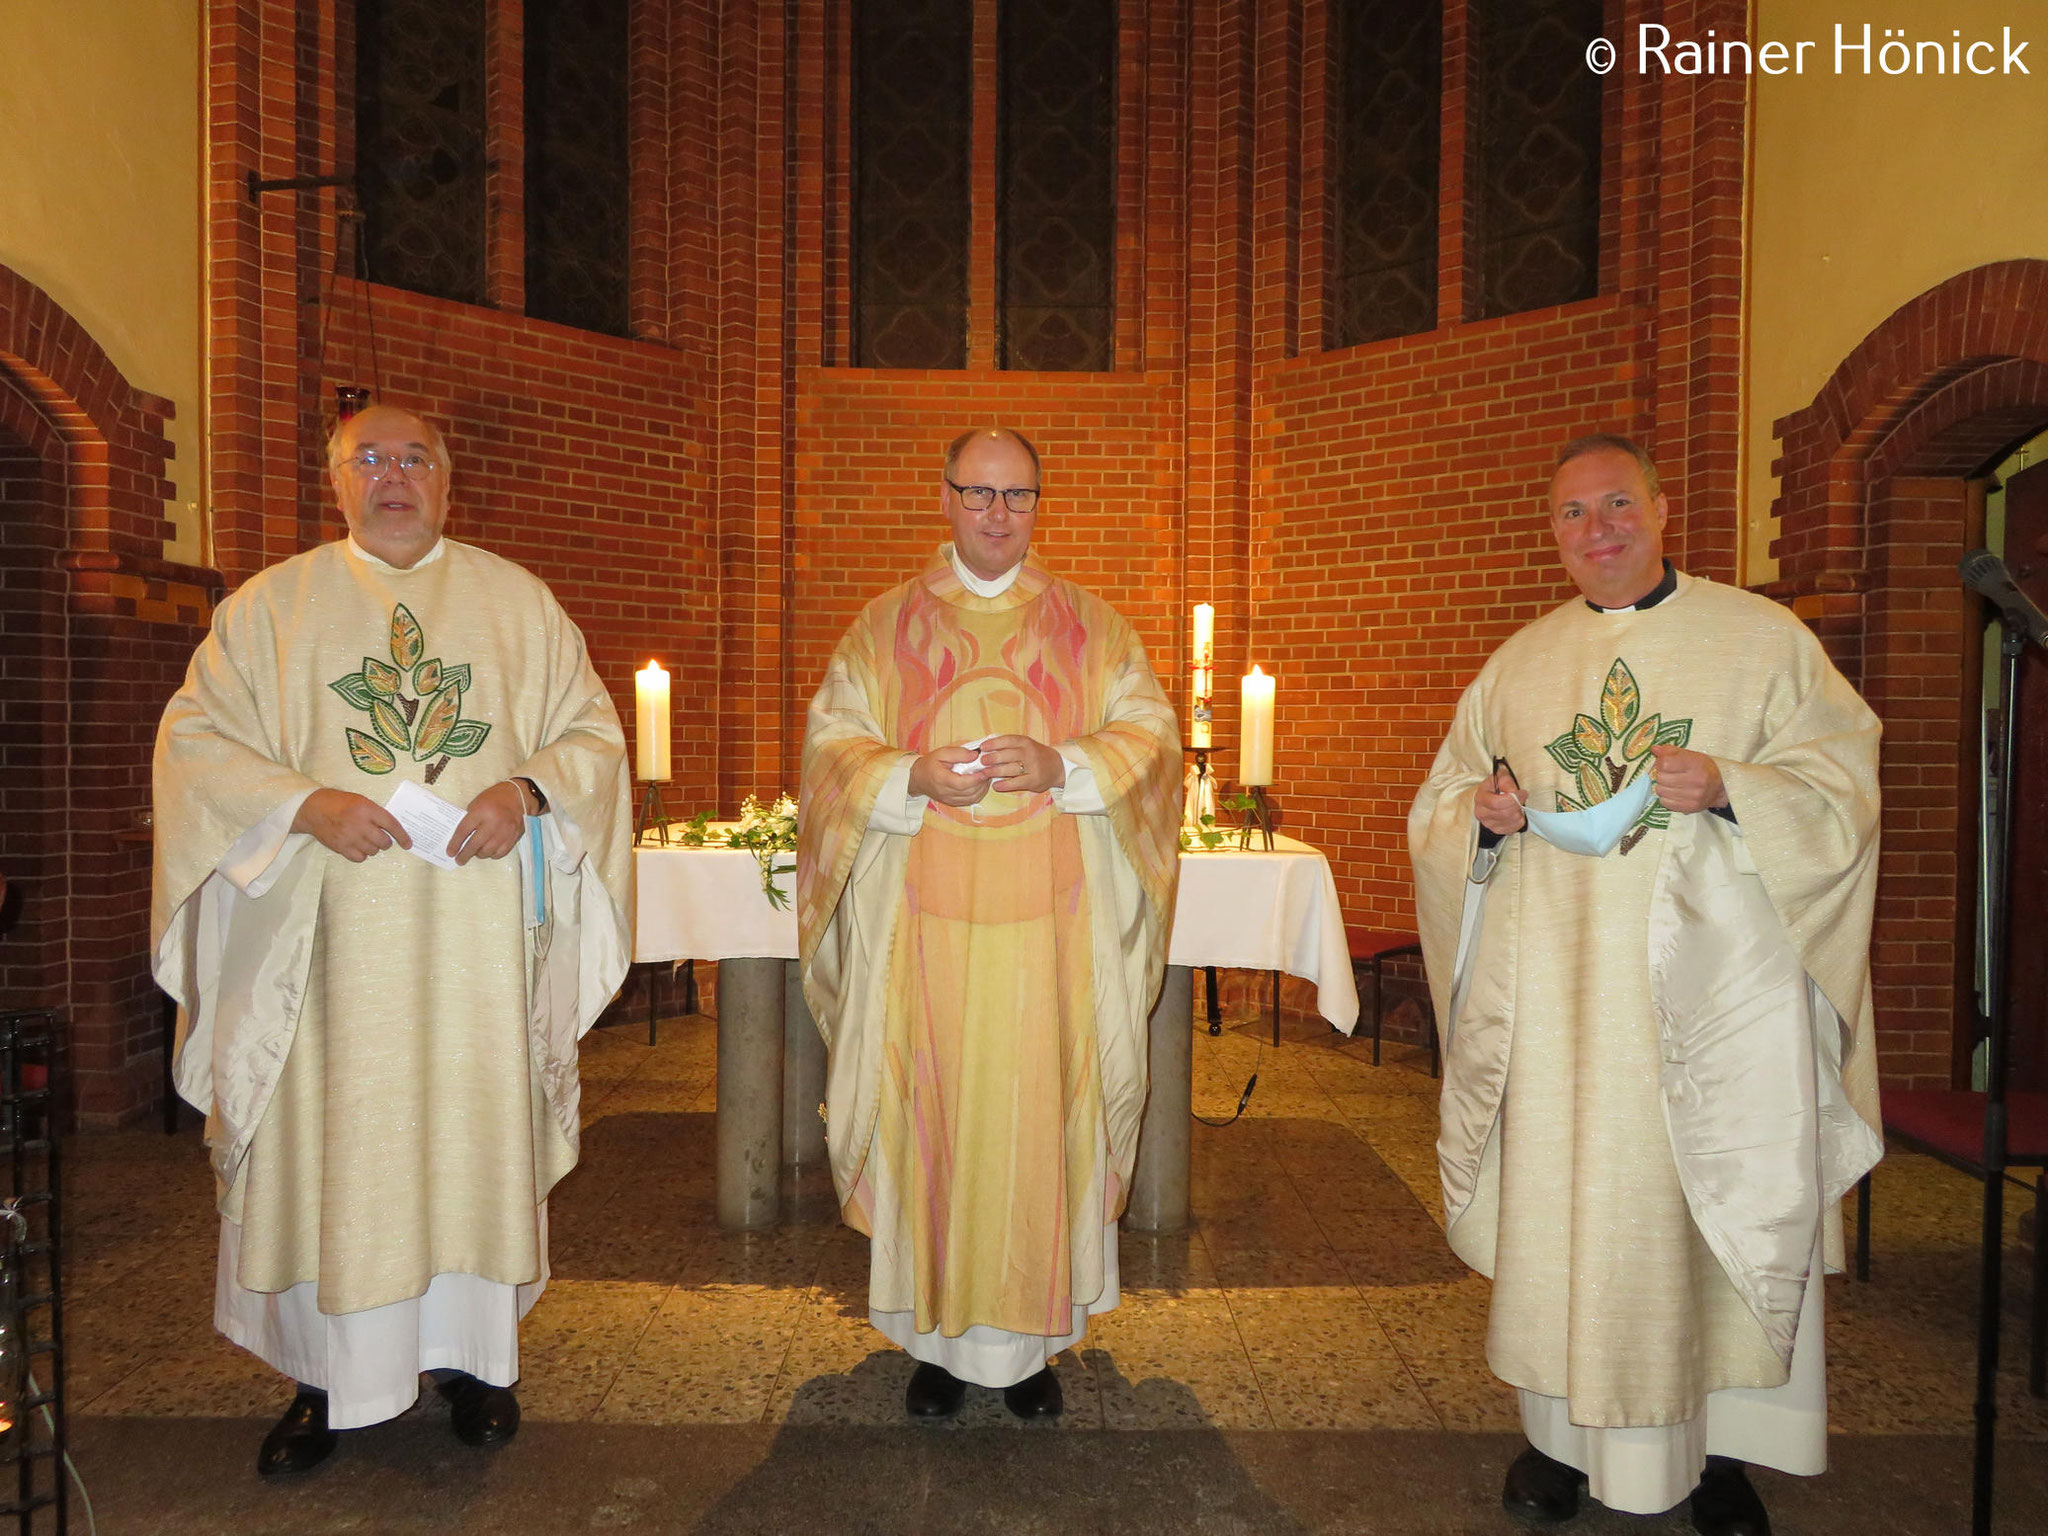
[1523,768,1657,857]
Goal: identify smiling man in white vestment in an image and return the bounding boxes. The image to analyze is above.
[152,404,631,1475]
[1408,435,1884,1536]
[797,429,1181,1421]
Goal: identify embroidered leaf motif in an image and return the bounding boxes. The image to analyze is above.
[439,718,491,758]
[1570,714,1610,759]
[413,683,462,758]
[1620,714,1662,761]
[343,603,490,774]
[1575,758,1611,806]
[370,697,411,749]
[389,604,424,669]
[329,673,377,710]
[1600,659,1640,736]
[1654,718,1692,749]
[1544,730,1586,774]
[346,729,395,774]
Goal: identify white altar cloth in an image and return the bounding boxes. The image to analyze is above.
[634,831,1360,1032]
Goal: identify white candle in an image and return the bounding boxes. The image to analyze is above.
[1239,666,1275,786]
[635,661,671,782]
[1190,603,1214,748]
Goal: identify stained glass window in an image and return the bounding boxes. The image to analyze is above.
[1328,0,1441,348]
[525,0,631,335]
[997,0,1116,371]
[853,0,972,369]
[356,0,488,306]
[1472,0,1603,319]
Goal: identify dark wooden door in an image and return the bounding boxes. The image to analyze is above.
[1999,459,2048,1091]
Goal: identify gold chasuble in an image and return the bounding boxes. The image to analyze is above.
[153,539,632,1316]
[1409,572,1883,1427]
[799,550,1180,1342]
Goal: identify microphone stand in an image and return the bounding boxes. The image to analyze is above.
[1970,612,2031,1536]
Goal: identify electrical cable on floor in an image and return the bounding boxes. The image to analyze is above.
[1192,1028,1263,1129]
[25,1367,95,1536]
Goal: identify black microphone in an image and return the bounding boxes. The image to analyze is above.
[1959,549,2048,649]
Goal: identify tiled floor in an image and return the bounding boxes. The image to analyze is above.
[59,1002,2048,1530]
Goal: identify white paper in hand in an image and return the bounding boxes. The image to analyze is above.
[386,779,467,870]
[951,735,991,774]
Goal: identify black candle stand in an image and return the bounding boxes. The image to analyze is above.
[636,780,675,846]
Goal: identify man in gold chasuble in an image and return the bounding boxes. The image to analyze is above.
[1409,436,1883,1536]
[798,429,1181,1420]
[152,406,632,1476]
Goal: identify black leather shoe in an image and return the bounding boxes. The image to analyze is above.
[256,1390,337,1477]
[905,1361,967,1419]
[1689,1457,1771,1536]
[1002,1366,1063,1420]
[438,1373,521,1447]
[1502,1444,1584,1527]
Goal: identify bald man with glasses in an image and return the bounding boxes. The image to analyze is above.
[798,428,1182,1421]
[153,403,631,1476]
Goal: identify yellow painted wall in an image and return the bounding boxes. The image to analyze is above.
[0,2,205,564]
[1745,0,2048,583]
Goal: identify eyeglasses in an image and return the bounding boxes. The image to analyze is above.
[946,479,1039,513]
[342,449,437,481]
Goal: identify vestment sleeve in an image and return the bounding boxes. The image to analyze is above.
[798,623,916,966]
[152,590,326,954]
[1712,627,1882,1041]
[1407,671,1496,1027]
[1056,619,1181,922]
[504,592,631,884]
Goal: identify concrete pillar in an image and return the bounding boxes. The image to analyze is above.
[715,956,785,1230]
[1126,964,1193,1235]
[779,958,836,1222]
[782,958,829,1170]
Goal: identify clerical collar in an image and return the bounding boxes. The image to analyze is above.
[1586,559,1677,613]
[348,535,446,571]
[949,546,1023,597]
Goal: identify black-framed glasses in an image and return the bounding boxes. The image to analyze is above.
[343,449,437,481]
[946,479,1039,513]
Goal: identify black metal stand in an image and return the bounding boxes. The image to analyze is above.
[1237,784,1275,851]
[1972,622,2033,1535]
[636,780,675,846]
[0,1013,64,1535]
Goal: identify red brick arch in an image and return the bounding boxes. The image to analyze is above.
[0,261,199,1125]
[1767,260,2048,1091]
[1771,260,2048,612]
[0,261,177,562]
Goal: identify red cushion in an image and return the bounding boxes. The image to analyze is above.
[1883,1088,2048,1163]
[1346,928,1422,963]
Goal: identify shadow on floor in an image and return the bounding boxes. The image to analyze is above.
[68,1413,2048,1536]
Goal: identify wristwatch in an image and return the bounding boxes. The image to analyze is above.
[514,777,549,815]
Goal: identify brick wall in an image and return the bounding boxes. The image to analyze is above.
[0,435,63,1019]
[0,261,194,1123]
[1859,478,1977,1087]
[0,0,1943,1118]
